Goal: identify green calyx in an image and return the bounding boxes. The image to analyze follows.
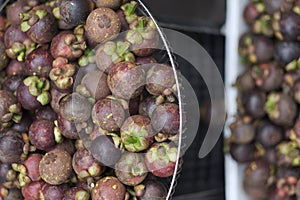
[78,49,95,67]
[285,58,300,71]
[126,30,143,45]
[24,76,51,105]
[147,143,178,165]
[265,93,280,117]
[121,1,138,23]
[75,191,90,200]
[122,126,149,152]
[49,64,76,90]
[35,10,47,20]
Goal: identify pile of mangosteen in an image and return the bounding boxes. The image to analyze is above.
[229,0,300,199]
[0,0,182,199]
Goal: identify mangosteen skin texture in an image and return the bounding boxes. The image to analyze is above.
[17,82,42,110]
[90,135,121,166]
[151,103,180,135]
[107,61,145,99]
[0,130,24,164]
[146,64,175,96]
[85,8,121,46]
[91,176,126,200]
[92,98,125,132]
[39,149,72,185]
[138,180,167,200]
[29,119,56,151]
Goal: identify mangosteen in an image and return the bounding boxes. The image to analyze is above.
[40,183,67,200]
[28,119,56,151]
[24,47,53,77]
[90,135,122,166]
[273,11,300,41]
[120,115,154,152]
[145,142,178,178]
[263,0,294,15]
[57,0,93,28]
[137,180,167,200]
[20,8,58,44]
[251,62,283,91]
[50,31,86,61]
[0,130,24,164]
[126,16,159,57]
[92,98,125,132]
[265,92,297,126]
[59,92,92,122]
[17,76,51,110]
[95,41,135,73]
[6,60,25,76]
[115,152,148,186]
[241,89,266,119]
[230,118,255,145]
[256,120,283,148]
[80,70,111,101]
[252,14,274,37]
[72,148,104,179]
[275,41,300,66]
[85,7,121,47]
[56,114,78,139]
[2,76,24,93]
[235,70,255,92]
[94,0,121,9]
[6,0,27,25]
[107,61,145,99]
[146,64,175,96]
[22,153,43,182]
[230,143,257,163]
[21,181,45,200]
[0,90,22,130]
[151,103,180,135]
[91,176,126,200]
[239,32,274,64]
[39,149,72,185]
[243,1,265,24]
[0,41,9,71]
[276,141,300,167]
[64,187,90,200]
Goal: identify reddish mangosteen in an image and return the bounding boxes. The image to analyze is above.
[145,142,178,178]
[29,119,56,151]
[22,153,43,182]
[151,103,180,135]
[92,98,125,132]
[120,115,154,152]
[146,64,175,96]
[0,129,24,164]
[64,187,90,200]
[50,31,86,61]
[108,61,145,99]
[243,1,265,24]
[39,148,72,185]
[72,148,104,179]
[115,152,148,186]
[91,176,126,200]
[21,180,45,200]
[17,76,51,110]
[20,8,58,44]
[85,7,121,47]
